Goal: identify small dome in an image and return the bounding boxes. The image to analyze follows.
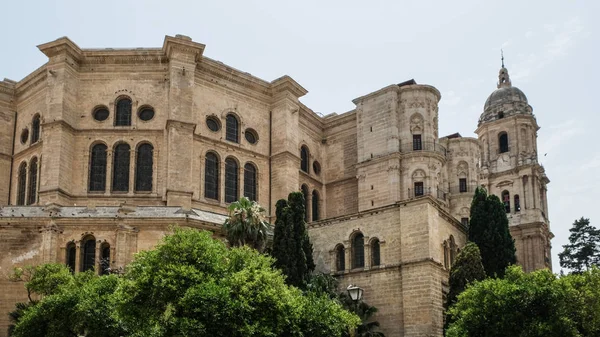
[478,66,533,126]
[484,86,528,111]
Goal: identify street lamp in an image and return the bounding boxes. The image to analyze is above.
[347,284,363,302]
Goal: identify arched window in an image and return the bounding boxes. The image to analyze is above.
[204,152,219,200]
[100,243,111,275]
[112,143,130,192]
[514,194,521,212]
[371,238,381,267]
[135,143,153,192]
[225,158,239,203]
[449,235,457,266]
[301,184,309,222]
[443,240,449,269]
[311,190,319,221]
[335,244,345,272]
[300,146,309,173]
[243,163,257,201]
[115,97,132,126]
[17,162,27,205]
[499,132,509,153]
[89,144,107,192]
[66,242,76,273]
[225,114,239,143]
[31,115,40,144]
[502,190,510,213]
[352,233,365,268]
[27,157,38,205]
[81,236,96,272]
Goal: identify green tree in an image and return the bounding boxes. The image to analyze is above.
[468,187,516,278]
[446,242,486,309]
[223,196,271,252]
[115,228,359,337]
[339,294,385,337]
[446,265,600,337]
[559,217,600,273]
[271,192,315,289]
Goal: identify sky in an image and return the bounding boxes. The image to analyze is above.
[1,0,598,272]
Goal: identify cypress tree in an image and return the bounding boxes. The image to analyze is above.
[468,187,516,278]
[446,242,486,308]
[272,199,291,277]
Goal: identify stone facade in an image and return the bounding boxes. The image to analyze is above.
[0,35,552,337]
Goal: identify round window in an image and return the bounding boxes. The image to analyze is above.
[245,129,258,144]
[206,117,221,132]
[313,161,321,175]
[93,107,109,122]
[138,107,155,121]
[20,128,29,144]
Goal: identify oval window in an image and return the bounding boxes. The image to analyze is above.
[93,107,110,122]
[245,129,258,144]
[20,128,29,144]
[138,107,155,121]
[313,161,321,175]
[206,117,220,132]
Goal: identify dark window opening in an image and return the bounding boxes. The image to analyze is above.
[352,233,365,269]
[204,153,219,200]
[300,146,309,173]
[206,117,220,132]
[459,178,467,193]
[312,190,319,221]
[414,182,424,197]
[336,245,345,271]
[498,111,504,119]
[138,107,155,121]
[93,107,109,122]
[81,237,96,272]
[225,158,239,203]
[499,133,509,153]
[135,144,153,192]
[371,239,381,267]
[244,129,258,144]
[413,134,422,150]
[313,161,321,175]
[514,194,521,212]
[243,163,257,201]
[100,244,110,275]
[461,217,469,227]
[225,114,239,143]
[27,158,38,205]
[502,190,511,213]
[301,185,309,222]
[20,128,29,144]
[112,143,130,192]
[17,163,27,205]
[66,243,76,273]
[89,144,107,192]
[31,115,40,144]
[115,97,132,126]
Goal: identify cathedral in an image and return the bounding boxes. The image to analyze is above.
[0,35,552,337]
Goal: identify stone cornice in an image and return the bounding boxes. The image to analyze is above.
[299,170,324,186]
[398,84,441,101]
[0,80,16,96]
[165,119,197,131]
[15,65,47,97]
[193,134,270,160]
[38,37,83,61]
[271,75,308,99]
[352,84,399,105]
[162,35,205,61]
[198,59,273,100]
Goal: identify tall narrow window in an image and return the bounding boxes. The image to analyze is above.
[413,134,422,150]
[514,194,521,212]
[135,143,153,192]
[459,178,467,193]
[100,244,110,275]
[112,143,130,192]
[371,239,381,267]
[336,245,345,272]
[115,97,132,126]
[66,243,76,273]
[301,185,309,222]
[414,182,424,197]
[499,132,509,153]
[225,158,239,203]
[204,153,219,200]
[300,146,309,173]
[81,236,96,272]
[312,190,319,221]
[17,162,27,205]
[352,233,365,269]
[27,157,38,205]
[243,163,257,201]
[89,144,107,192]
[502,190,510,213]
[31,115,40,144]
[225,114,239,143]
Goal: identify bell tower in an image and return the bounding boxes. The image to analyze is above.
[475,59,552,272]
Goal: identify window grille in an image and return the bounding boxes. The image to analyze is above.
[112,144,130,192]
[31,115,40,143]
[413,134,422,150]
[514,195,521,212]
[371,239,381,267]
[459,178,467,193]
[300,146,309,172]
[27,158,38,205]
[89,144,107,192]
[17,163,27,205]
[225,114,239,143]
[135,144,153,192]
[204,153,219,200]
[352,233,365,268]
[414,182,424,197]
[82,238,96,272]
[502,190,511,213]
[336,245,345,271]
[243,163,257,201]
[225,158,239,203]
[115,98,132,126]
[461,217,469,226]
[312,190,319,221]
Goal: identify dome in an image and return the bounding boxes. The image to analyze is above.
[484,86,528,111]
[478,66,533,125]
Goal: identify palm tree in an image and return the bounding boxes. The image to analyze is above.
[223,197,271,252]
[340,293,386,337]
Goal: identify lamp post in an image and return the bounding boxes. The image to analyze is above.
[346,285,363,337]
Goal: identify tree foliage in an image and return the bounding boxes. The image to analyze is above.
[339,294,385,337]
[446,265,600,337]
[446,242,486,309]
[468,187,516,278]
[223,196,271,252]
[271,192,315,289]
[559,217,600,273]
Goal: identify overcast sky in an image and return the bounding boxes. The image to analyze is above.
[1,0,598,271]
